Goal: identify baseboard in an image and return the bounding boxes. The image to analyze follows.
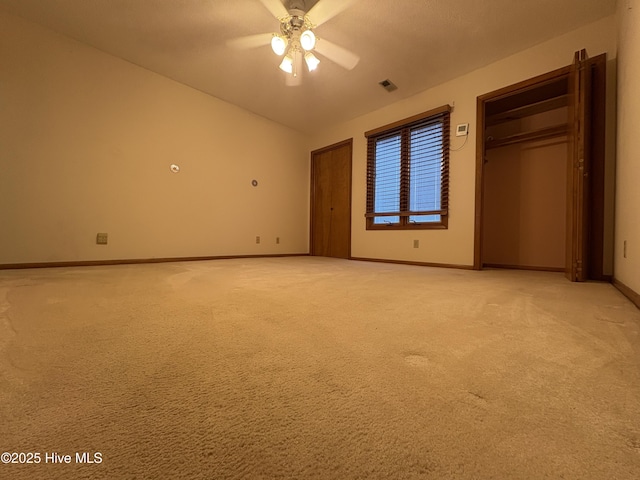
[483,263,565,273]
[613,278,640,310]
[350,257,474,270]
[0,253,309,270]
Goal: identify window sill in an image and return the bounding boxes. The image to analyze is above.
[366,223,448,231]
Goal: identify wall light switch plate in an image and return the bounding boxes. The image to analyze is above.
[456,123,469,137]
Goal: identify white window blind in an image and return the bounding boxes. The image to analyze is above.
[373,134,401,225]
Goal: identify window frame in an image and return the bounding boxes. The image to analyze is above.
[365,104,451,230]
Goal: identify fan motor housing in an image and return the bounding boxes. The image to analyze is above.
[280,9,310,37]
[289,13,305,29]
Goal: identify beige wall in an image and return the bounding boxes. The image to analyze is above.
[0,11,310,265]
[616,1,640,294]
[310,16,617,267]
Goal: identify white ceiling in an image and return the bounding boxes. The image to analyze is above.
[0,0,616,133]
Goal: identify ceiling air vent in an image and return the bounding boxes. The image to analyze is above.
[379,79,398,92]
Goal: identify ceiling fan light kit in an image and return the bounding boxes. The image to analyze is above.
[270,8,320,76]
[230,0,360,85]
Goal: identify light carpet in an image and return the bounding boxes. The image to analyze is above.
[1,257,639,479]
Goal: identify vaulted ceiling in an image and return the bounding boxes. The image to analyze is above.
[0,0,616,133]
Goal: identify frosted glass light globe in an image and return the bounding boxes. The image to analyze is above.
[279,55,293,73]
[300,30,316,51]
[304,52,320,71]
[271,35,287,56]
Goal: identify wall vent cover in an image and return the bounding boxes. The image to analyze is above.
[379,79,398,92]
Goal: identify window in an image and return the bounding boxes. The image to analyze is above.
[365,105,451,230]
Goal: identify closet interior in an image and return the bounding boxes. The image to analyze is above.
[482,76,570,271]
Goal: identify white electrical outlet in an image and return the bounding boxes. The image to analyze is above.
[96,233,108,245]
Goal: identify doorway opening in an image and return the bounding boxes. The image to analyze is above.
[474,50,608,281]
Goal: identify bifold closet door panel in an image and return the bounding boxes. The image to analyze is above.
[310,140,352,259]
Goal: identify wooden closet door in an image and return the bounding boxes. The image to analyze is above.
[565,49,592,281]
[310,139,352,258]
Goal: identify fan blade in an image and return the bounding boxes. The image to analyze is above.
[259,0,288,20]
[306,0,356,26]
[314,38,360,70]
[226,33,273,50]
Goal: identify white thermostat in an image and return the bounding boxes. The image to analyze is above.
[456,123,469,137]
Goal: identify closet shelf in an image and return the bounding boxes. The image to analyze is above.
[485,124,569,149]
[486,95,569,126]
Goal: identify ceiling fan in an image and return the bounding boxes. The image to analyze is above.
[227,0,360,86]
